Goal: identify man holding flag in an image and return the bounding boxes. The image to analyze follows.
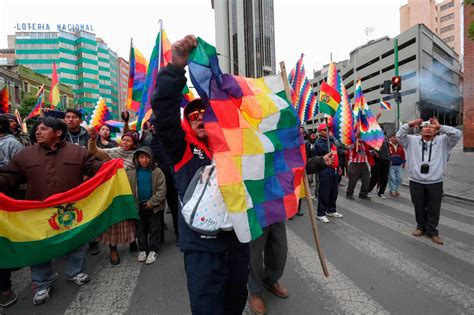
[0,117,104,305]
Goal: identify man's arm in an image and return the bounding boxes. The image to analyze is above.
[0,157,24,194]
[397,119,422,148]
[151,35,197,165]
[83,152,105,178]
[148,168,167,207]
[432,118,462,150]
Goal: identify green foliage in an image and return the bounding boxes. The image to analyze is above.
[18,94,38,118]
[470,21,474,40]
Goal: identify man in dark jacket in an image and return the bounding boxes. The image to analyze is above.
[368,134,391,199]
[315,123,342,223]
[0,117,103,305]
[64,109,90,148]
[151,35,249,315]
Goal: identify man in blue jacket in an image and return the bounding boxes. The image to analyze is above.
[315,123,343,223]
[151,35,249,315]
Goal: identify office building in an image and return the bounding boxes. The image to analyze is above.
[400,0,462,56]
[118,57,129,114]
[8,30,121,118]
[213,0,276,77]
[311,24,462,135]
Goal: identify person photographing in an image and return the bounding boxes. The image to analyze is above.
[396,117,461,245]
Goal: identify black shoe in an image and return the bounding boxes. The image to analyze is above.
[163,223,169,230]
[346,194,355,200]
[129,241,138,252]
[359,194,371,200]
[0,289,17,307]
[88,241,101,256]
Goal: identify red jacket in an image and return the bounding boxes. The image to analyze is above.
[388,142,406,166]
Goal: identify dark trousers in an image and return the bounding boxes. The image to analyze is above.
[317,169,339,216]
[0,268,11,292]
[160,165,179,239]
[184,245,250,315]
[347,163,371,197]
[136,210,164,252]
[369,158,391,195]
[249,222,287,294]
[409,181,443,236]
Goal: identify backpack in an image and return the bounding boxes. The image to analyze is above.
[181,161,233,235]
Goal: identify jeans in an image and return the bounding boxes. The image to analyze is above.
[136,210,164,252]
[31,245,86,292]
[389,165,403,192]
[249,222,288,294]
[184,245,250,315]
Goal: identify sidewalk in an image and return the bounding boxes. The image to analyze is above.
[402,135,474,202]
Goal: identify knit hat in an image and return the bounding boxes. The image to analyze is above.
[122,131,139,144]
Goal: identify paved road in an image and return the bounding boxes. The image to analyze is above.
[3,180,473,314]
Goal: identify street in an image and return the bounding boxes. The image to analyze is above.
[3,179,473,314]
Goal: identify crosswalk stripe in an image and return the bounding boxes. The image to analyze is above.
[369,198,474,236]
[11,267,31,294]
[286,228,388,314]
[394,189,474,218]
[337,197,474,265]
[329,219,474,312]
[64,250,141,314]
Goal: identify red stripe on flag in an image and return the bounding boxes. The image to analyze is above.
[320,82,341,103]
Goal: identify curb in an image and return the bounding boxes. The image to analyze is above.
[401,183,474,203]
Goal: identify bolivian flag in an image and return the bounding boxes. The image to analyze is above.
[318,82,341,117]
[0,159,138,268]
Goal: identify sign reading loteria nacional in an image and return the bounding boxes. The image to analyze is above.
[14,23,95,32]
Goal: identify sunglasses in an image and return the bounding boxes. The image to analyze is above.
[187,109,205,122]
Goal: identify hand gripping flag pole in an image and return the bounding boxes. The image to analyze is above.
[280,61,329,277]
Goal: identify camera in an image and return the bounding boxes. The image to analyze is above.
[420,163,430,174]
[420,121,431,128]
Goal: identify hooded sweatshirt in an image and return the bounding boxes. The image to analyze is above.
[396,123,462,184]
[66,126,90,148]
[0,134,24,170]
[126,146,167,213]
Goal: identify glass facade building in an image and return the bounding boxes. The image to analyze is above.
[11,30,121,117]
[214,0,276,78]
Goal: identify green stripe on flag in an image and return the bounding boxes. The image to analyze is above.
[247,208,263,240]
[318,101,337,117]
[0,195,138,268]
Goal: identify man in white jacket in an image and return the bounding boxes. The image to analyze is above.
[396,117,462,245]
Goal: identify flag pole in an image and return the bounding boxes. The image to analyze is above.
[280,61,329,277]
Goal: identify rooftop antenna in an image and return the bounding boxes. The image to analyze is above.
[364,27,375,42]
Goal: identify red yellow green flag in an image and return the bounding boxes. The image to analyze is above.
[0,159,138,268]
[318,82,341,117]
[49,63,60,108]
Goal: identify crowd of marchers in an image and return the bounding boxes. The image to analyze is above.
[0,34,462,315]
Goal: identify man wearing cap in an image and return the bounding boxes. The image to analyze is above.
[314,123,343,223]
[151,35,249,315]
[396,118,461,245]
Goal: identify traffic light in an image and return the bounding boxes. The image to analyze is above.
[381,80,391,94]
[395,92,402,103]
[391,76,401,92]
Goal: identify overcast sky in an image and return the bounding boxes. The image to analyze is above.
[1,0,406,76]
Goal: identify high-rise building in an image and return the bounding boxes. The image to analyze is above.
[400,0,462,57]
[118,57,129,114]
[213,0,276,78]
[8,30,121,118]
[463,1,474,151]
[311,24,462,136]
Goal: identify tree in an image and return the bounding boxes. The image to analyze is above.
[18,94,38,118]
[466,0,474,40]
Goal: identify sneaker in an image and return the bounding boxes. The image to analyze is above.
[66,273,90,285]
[326,212,343,218]
[0,289,17,307]
[137,251,147,262]
[378,194,387,199]
[145,251,158,265]
[33,287,51,305]
[367,193,372,198]
[316,216,330,223]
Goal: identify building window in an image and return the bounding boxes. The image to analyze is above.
[440,24,455,33]
[440,13,454,22]
[440,1,454,11]
[443,36,455,43]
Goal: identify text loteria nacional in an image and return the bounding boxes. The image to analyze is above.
[14,23,95,32]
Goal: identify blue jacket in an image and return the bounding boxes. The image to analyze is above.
[151,64,243,253]
[315,136,337,176]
